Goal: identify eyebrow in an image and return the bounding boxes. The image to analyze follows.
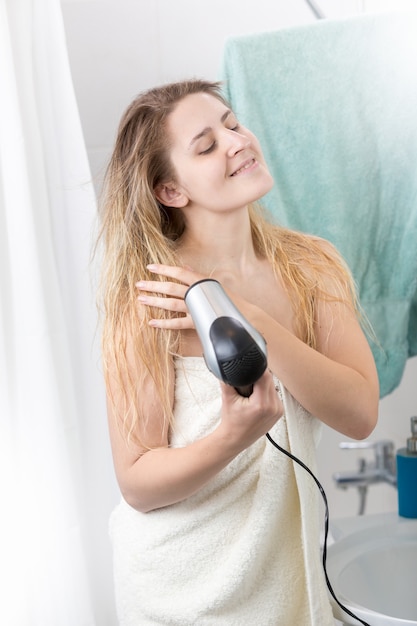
[188,109,232,148]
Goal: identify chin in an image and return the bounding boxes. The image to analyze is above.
[251,171,274,202]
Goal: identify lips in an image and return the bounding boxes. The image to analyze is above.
[230,158,256,176]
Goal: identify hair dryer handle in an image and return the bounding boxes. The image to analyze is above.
[236,384,254,397]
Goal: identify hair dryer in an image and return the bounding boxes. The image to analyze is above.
[184,279,267,397]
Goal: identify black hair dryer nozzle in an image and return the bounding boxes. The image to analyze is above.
[184,279,267,396]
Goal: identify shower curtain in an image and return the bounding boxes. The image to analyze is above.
[0,0,117,624]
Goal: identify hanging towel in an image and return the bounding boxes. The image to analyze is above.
[220,13,417,398]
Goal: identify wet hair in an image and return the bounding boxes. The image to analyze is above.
[97,79,359,447]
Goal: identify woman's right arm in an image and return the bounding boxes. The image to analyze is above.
[107,352,282,513]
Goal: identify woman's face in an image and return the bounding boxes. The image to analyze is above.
[160,92,274,215]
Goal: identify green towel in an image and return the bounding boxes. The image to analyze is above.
[221,13,417,398]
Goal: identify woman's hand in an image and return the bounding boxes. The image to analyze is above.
[218,369,283,449]
[118,366,283,513]
[136,263,260,332]
[136,264,205,330]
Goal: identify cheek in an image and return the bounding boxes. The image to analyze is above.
[174,156,229,202]
[189,162,226,190]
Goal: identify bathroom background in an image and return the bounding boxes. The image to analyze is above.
[61,0,417,507]
[1,1,415,625]
[63,0,415,622]
[61,0,416,621]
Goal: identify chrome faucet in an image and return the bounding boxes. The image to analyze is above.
[333,440,397,514]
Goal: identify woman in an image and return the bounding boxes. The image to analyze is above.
[98,79,379,625]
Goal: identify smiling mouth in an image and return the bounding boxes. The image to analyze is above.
[231,158,256,176]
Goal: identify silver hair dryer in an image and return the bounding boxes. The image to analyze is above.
[184,279,267,397]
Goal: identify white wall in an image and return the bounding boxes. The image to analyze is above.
[61,0,417,193]
[61,0,417,555]
[61,0,315,191]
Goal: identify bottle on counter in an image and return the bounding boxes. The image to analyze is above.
[397,416,417,518]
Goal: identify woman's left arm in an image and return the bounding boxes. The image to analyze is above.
[251,297,379,440]
[138,264,379,440]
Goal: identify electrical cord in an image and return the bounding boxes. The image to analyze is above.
[266,432,372,626]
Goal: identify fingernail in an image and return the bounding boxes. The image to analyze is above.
[147,264,157,271]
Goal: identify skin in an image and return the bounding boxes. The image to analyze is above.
[107,92,379,513]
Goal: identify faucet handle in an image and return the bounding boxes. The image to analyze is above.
[339,441,375,450]
[339,440,395,470]
[340,440,394,451]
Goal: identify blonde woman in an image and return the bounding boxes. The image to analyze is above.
[98,79,378,625]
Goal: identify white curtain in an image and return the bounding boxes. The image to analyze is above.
[0,1,118,624]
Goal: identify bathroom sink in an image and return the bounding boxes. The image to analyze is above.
[327,513,417,625]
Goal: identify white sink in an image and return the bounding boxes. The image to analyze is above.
[327,513,417,625]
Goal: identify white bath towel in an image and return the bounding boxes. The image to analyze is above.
[109,357,335,625]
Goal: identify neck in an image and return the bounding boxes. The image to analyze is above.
[177,210,260,282]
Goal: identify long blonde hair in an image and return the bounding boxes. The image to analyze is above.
[97,79,358,446]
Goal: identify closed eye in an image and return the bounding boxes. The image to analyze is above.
[199,124,240,155]
[199,142,216,155]
[198,120,241,155]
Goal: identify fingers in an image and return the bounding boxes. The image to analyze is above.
[136,280,186,299]
[137,293,188,314]
[248,371,281,411]
[149,315,193,330]
[218,370,283,448]
[221,369,282,414]
[136,290,192,329]
[146,263,204,286]
[136,264,204,330]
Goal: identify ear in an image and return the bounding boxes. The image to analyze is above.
[154,183,189,208]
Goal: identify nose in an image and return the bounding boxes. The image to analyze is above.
[224,129,250,156]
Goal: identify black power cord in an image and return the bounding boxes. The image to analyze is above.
[266,432,372,626]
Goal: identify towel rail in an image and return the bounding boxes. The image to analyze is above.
[304,0,325,19]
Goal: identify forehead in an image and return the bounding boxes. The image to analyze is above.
[167,92,230,146]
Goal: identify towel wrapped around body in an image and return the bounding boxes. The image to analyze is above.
[109,357,335,625]
[221,13,417,397]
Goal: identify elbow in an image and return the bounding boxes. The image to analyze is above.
[348,376,379,440]
[118,476,159,513]
[115,457,164,514]
[353,416,377,441]
[121,490,155,514]
[349,402,379,441]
